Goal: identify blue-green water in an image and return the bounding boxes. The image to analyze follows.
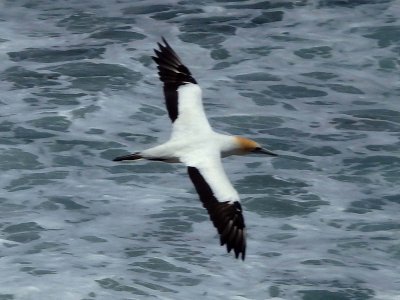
[0,1,399,299]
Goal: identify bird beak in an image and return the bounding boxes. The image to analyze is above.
[253,148,278,156]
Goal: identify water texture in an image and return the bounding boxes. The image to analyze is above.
[0,0,399,299]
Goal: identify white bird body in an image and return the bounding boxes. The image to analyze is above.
[113,39,277,260]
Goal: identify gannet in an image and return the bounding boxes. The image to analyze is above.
[113,38,277,260]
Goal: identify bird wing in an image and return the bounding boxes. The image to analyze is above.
[152,38,212,137]
[153,39,245,259]
[183,152,246,260]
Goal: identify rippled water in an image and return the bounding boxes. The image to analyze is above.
[1,0,399,299]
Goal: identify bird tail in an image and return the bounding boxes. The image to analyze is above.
[113,152,142,162]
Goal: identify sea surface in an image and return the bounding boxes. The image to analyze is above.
[0,1,399,299]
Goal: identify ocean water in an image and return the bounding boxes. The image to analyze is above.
[0,0,399,299]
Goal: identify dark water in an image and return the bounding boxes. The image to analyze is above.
[0,0,399,299]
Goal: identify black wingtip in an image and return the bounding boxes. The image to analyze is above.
[241,248,246,261]
[152,38,197,85]
[187,167,246,261]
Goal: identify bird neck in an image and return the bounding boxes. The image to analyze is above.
[219,135,249,157]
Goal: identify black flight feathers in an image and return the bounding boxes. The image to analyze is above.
[187,167,246,260]
[152,37,197,86]
[152,37,197,122]
[152,39,246,260]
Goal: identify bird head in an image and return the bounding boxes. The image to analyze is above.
[235,136,278,156]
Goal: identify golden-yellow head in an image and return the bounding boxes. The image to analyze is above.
[235,136,278,156]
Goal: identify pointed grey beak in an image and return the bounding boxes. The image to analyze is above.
[253,147,278,156]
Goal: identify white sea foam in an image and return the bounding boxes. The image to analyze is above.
[0,0,399,299]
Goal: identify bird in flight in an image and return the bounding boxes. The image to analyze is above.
[113,38,277,260]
